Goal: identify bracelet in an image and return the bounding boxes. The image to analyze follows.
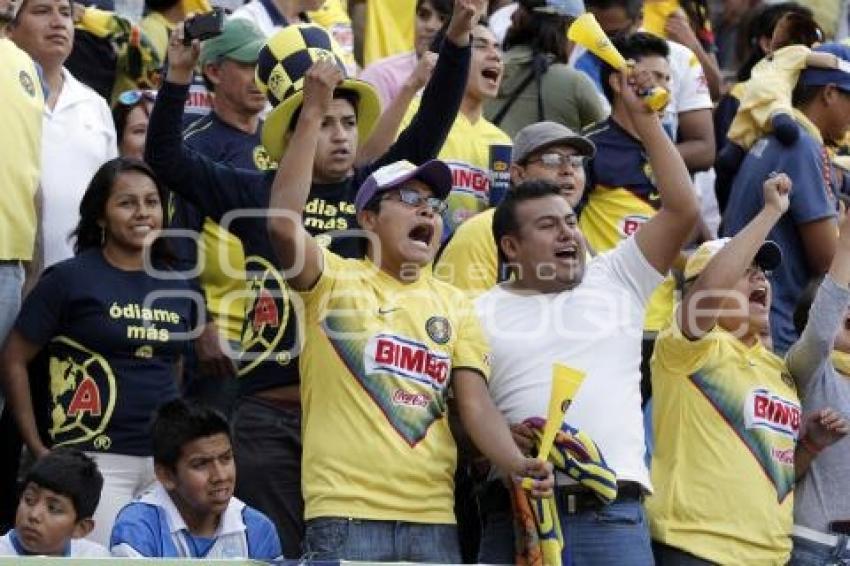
[800,435,824,455]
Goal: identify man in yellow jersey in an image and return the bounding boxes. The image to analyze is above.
[362,18,510,240]
[648,173,845,564]
[436,120,594,297]
[474,65,699,564]
[266,51,553,563]
[0,0,43,411]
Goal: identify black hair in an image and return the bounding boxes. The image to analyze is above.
[144,0,181,13]
[791,82,824,108]
[793,276,825,335]
[503,3,572,63]
[151,399,231,470]
[416,0,452,18]
[492,179,563,267]
[112,100,150,147]
[71,157,174,266]
[737,2,814,81]
[600,32,670,105]
[584,0,642,20]
[288,88,360,132]
[23,447,103,520]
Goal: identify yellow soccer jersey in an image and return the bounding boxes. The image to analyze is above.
[298,248,491,523]
[0,39,43,261]
[436,208,498,297]
[647,317,799,565]
[198,220,246,343]
[364,0,415,65]
[400,101,512,239]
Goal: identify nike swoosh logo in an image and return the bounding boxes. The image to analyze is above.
[378,307,401,315]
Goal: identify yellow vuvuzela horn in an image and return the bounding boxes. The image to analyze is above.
[522,363,586,490]
[567,13,670,112]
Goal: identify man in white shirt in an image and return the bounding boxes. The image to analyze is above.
[474,63,699,565]
[8,0,117,269]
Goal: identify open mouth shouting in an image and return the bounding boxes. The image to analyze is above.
[749,286,768,309]
[408,223,435,251]
[554,242,580,262]
[481,65,501,89]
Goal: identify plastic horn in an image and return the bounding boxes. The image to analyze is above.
[567,13,670,112]
[522,363,586,490]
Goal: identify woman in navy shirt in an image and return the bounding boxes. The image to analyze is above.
[1,158,197,545]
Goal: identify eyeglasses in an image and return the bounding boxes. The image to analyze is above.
[116,89,157,107]
[381,186,447,215]
[527,152,585,170]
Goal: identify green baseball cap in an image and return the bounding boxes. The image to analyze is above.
[199,18,266,68]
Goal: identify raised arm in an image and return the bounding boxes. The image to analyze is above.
[355,51,437,167]
[267,61,343,291]
[786,215,850,389]
[369,0,482,171]
[624,70,700,274]
[144,25,266,222]
[679,174,791,340]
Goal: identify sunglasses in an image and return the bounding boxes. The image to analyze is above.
[116,89,157,107]
[381,186,447,215]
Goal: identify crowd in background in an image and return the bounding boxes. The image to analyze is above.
[2,0,850,562]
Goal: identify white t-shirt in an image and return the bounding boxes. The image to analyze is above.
[475,236,663,489]
[42,68,117,268]
[0,530,109,557]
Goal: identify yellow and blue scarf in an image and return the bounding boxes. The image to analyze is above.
[511,417,618,566]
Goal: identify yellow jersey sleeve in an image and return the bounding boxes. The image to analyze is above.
[435,209,499,297]
[652,313,722,377]
[450,298,491,381]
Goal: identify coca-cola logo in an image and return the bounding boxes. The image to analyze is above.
[392,389,429,408]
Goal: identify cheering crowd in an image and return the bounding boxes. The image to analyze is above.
[2,0,850,563]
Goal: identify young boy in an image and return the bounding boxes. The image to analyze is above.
[0,448,108,557]
[109,400,281,559]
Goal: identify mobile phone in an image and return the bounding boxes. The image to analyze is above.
[183,7,225,45]
[830,520,850,535]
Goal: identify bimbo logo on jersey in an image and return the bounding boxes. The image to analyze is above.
[365,334,451,389]
[745,388,800,437]
[448,162,490,197]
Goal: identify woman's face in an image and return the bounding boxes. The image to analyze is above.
[119,104,150,160]
[100,170,163,252]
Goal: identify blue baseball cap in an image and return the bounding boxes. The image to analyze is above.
[799,43,850,93]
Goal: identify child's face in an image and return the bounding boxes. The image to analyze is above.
[15,482,88,555]
[162,433,236,524]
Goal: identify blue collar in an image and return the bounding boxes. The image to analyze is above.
[9,529,71,557]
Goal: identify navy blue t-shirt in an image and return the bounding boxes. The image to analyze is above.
[721,128,838,354]
[15,250,196,456]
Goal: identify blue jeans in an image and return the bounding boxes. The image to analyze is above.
[303,518,461,562]
[479,498,654,565]
[0,262,24,415]
[791,535,850,565]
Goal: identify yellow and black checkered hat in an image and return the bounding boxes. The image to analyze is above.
[256,24,381,162]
